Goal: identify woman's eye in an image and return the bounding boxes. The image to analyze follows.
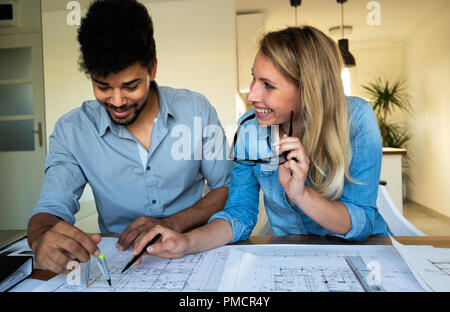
[264,82,275,90]
[127,86,138,91]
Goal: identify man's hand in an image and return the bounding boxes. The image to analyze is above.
[31,220,101,274]
[117,187,229,251]
[116,216,174,251]
[132,225,192,264]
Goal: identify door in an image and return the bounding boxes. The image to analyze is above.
[0,31,46,229]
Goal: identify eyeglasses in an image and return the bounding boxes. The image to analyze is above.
[232,111,294,166]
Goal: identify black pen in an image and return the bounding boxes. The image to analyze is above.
[121,233,161,273]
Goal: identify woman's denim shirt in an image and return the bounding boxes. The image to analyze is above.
[209,96,390,242]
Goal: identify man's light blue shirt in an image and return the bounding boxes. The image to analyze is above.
[210,96,390,242]
[31,82,232,233]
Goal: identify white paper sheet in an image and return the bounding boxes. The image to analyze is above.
[390,236,450,292]
[8,278,46,292]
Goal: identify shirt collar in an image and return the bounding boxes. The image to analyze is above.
[97,80,174,137]
[154,81,175,127]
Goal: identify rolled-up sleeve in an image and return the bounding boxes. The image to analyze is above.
[30,120,87,224]
[333,98,383,241]
[208,161,260,242]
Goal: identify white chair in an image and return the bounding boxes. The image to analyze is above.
[376,185,425,236]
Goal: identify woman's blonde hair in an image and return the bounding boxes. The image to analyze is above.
[259,25,353,199]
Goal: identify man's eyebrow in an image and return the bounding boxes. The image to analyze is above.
[122,78,141,86]
[92,78,141,86]
[92,78,109,86]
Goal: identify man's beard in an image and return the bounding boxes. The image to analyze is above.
[103,92,149,126]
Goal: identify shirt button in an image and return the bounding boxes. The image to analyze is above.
[146,166,151,171]
[152,200,157,204]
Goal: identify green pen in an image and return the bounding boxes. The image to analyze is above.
[85,257,90,286]
[90,253,112,286]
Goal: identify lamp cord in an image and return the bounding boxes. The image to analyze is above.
[341,2,344,38]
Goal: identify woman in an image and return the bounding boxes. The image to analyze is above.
[131,26,390,260]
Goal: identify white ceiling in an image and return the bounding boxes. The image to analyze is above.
[235,0,450,43]
[41,0,183,13]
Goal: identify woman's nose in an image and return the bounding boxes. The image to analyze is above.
[246,80,259,103]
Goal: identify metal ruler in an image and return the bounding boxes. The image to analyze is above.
[345,256,385,292]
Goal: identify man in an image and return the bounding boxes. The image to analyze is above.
[27,0,232,274]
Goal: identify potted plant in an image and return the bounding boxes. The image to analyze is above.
[362,78,412,199]
[362,78,411,148]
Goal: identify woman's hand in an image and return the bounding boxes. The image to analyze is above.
[130,219,234,266]
[276,135,310,204]
[131,225,192,265]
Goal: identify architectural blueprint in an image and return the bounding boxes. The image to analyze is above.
[220,250,364,292]
[34,237,229,292]
[218,244,424,292]
[33,237,427,292]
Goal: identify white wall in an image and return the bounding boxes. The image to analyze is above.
[404,7,450,218]
[41,0,237,229]
[149,0,237,128]
[351,41,403,96]
[350,40,406,124]
[236,13,265,93]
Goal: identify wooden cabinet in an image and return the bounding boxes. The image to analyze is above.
[380,147,407,214]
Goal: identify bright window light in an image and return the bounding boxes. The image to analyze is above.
[341,68,352,96]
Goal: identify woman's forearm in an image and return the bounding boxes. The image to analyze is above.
[185,218,233,254]
[294,187,352,235]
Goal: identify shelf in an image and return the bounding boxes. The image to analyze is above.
[0,79,33,85]
[0,115,34,121]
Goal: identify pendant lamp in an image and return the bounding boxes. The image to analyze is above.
[290,0,301,25]
[337,0,356,67]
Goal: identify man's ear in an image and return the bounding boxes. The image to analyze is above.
[150,59,158,81]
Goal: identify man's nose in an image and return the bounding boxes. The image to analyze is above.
[111,89,126,107]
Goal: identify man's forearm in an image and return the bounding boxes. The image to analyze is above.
[27,213,62,252]
[165,186,229,233]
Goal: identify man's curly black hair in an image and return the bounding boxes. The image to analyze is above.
[77,0,156,78]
